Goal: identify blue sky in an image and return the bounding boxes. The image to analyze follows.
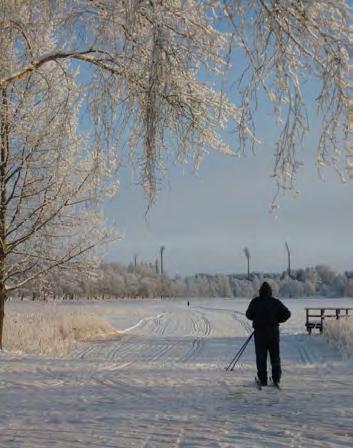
[104,130,353,276]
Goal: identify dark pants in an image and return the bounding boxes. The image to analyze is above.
[254,327,281,384]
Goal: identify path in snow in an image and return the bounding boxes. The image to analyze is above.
[1,298,353,447]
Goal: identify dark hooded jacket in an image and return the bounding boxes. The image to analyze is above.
[246,282,291,329]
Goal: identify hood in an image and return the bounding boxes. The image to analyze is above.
[259,281,272,298]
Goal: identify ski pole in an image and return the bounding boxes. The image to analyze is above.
[227,331,253,371]
[226,332,253,370]
[227,338,249,371]
[228,338,250,371]
[225,331,254,371]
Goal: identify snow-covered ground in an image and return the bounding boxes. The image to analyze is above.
[1,297,353,447]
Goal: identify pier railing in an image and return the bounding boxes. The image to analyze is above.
[305,307,353,334]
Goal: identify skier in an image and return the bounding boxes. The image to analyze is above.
[246,281,291,387]
[187,300,190,307]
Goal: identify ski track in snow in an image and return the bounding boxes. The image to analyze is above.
[1,298,353,447]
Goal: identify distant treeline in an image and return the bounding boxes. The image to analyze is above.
[13,262,353,300]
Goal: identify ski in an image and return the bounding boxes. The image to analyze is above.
[269,377,281,390]
[255,377,262,390]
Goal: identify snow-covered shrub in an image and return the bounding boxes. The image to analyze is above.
[344,280,353,298]
[251,275,263,295]
[15,261,353,300]
[232,279,256,298]
[213,275,233,298]
[302,267,320,286]
[186,275,213,297]
[3,305,115,356]
[316,265,336,285]
[279,276,304,298]
[303,280,316,296]
[317,282,334,297]
[169,276,187,297]
[331,275,347,297]
[324,317,353,355]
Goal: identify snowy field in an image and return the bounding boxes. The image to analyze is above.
[1,297,353,447]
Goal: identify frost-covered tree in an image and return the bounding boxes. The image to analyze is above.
[0,7,116,347]
[316,265,336,285]
[1,1,350,199]
[332,274,347,297]
[215,275,233,298]
[303,280,316,297]
[344,279,353,297]
[0,0,235,345]
[279,276,304,298]
[224,0,352,194]
[1,0,351,347]
[231,278,256,298]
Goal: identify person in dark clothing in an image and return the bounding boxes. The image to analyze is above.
[246,281,291,386]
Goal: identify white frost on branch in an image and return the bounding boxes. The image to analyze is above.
[0,0,350,204]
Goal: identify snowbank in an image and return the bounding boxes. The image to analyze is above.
[324,317,353,355]
[3,305,116,356]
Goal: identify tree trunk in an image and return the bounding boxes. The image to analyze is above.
[0,88,9,350]
[0,288,5,350]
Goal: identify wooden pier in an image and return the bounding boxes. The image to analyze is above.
[305,307,353,334]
